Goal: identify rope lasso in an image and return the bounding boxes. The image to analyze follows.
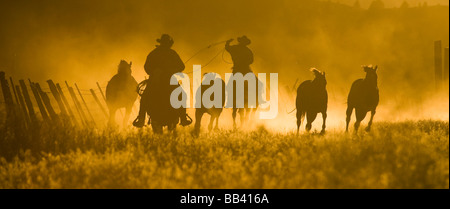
[184,40,228,64]
[138,40,230,94]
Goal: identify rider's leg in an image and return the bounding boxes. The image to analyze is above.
[133,89,149,128]
[179,107,192,126]
[132,100,146,128]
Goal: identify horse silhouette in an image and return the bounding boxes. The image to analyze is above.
[296,69,328,134]
[105,60,138,127]
[346,65,379,132]
[192,73,226,137]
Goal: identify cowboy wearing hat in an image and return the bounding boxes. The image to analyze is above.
[133,34,192,128]
[225,35,254,74]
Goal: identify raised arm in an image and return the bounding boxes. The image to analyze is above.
[225,39,234,52]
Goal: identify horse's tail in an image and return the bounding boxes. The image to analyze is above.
[296,86,306,131]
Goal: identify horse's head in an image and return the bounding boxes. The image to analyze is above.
[118,60,132,75]
[362,65,378,86]
[311,68,327,87]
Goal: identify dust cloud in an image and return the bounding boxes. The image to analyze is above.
[0,0,448,131]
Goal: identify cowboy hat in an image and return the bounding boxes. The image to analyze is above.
[157,34,174,46]
[237,35,251,45]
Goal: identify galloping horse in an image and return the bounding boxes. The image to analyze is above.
[192,73,226,137]
[105,60,138,127]
[346,65,379,132]
[296,68,328,134]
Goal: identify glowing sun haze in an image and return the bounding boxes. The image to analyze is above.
[0,0,448,131]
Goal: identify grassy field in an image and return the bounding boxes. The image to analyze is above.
[0,120,448,189]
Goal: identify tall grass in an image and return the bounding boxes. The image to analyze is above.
[0,120,448,189]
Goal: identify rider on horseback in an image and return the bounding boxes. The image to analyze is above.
[133,34,192,128]
[225,36,263,128]
[225,35,254,74]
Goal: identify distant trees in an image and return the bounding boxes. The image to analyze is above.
[369,0,385,10]
[400,1,410,9]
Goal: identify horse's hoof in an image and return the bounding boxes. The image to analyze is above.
[365,127,371,132]
[320,130,326,135]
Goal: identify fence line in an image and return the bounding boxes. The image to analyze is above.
[0,72,131,129]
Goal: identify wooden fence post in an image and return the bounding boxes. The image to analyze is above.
[66,81,88,126]
[74,83,96,126]
[35,83,58,122]
[96,82,107,102]
[15,85,31,126]
[435,40,443,88]
[47,80,68,115]
[28,80,50,122]
[10,77,30,128]
[9,77,19,105]
[90,89,109,119]
[0,72,15,118]
[56,83,78,126]
[19,80,37,123]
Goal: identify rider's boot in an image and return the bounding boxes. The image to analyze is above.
[133,114,146,128]
[180,114,192,127]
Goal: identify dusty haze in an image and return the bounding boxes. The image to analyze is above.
[0,0,448,131]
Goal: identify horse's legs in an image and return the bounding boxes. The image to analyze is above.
[296,110,304,135]
[208,114,215,131]
[242,108,248,125]
[108,108,117,126]
[354,108,367,133]
[123,106,132,128]
[248,108,256,125]
[168,123,177,136]
[214,113,220,130]
[151,123,163,134]
[232,108,238,129]
[346,106,354,132]
[321,112,327,134]
[305,112,317,132]
[365,110,376,132]
[239,108,245,126]
[193,109,204,137]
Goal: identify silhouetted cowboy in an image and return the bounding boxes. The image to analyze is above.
[225,36,263,128]
[225,36,254,74]
[133,34,192,128]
